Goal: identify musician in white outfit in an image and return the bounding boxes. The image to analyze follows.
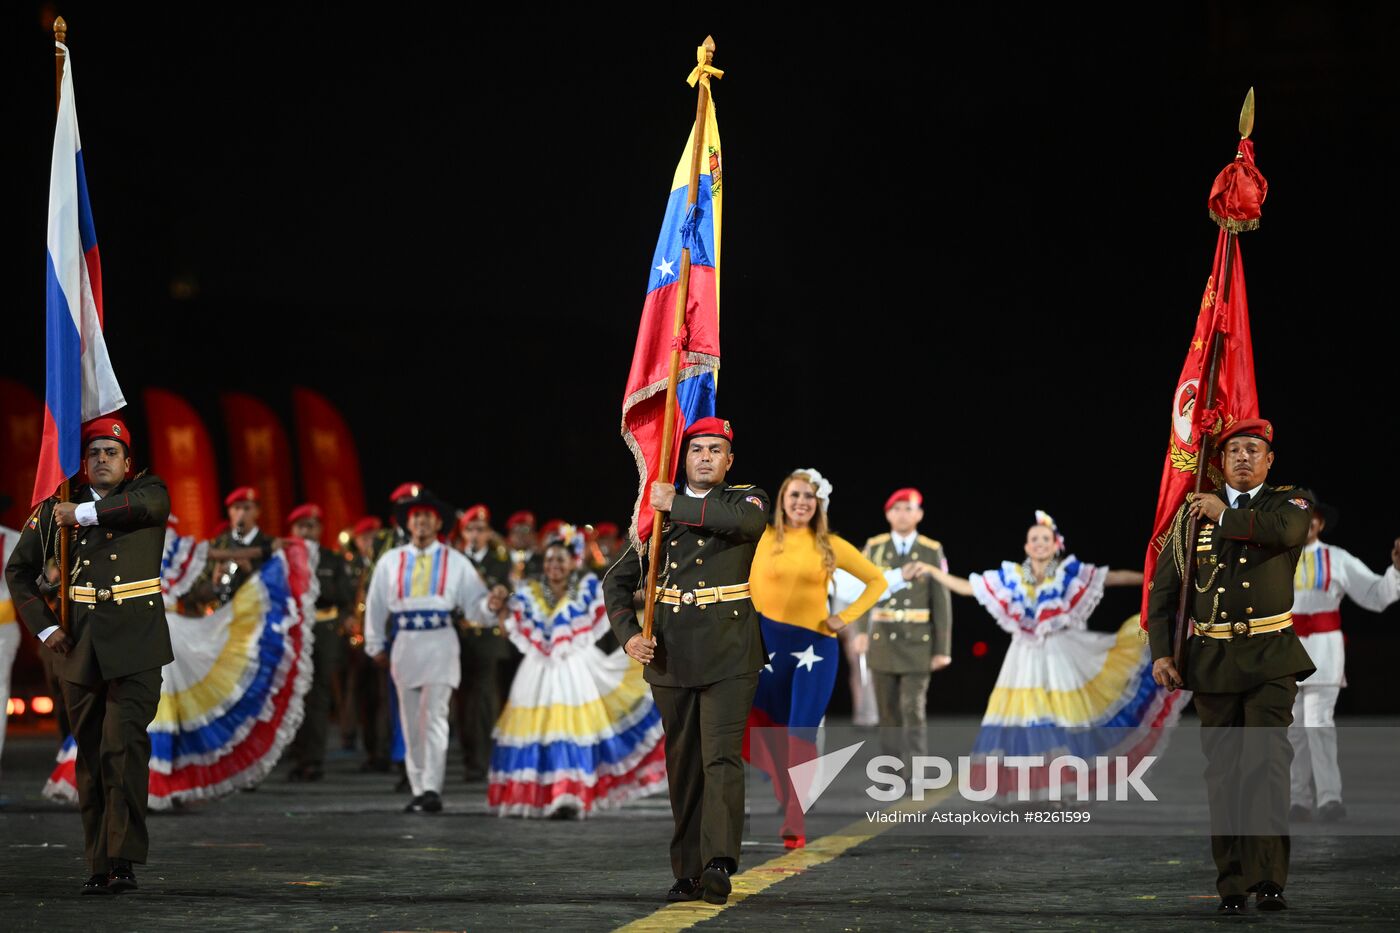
[1288,497,1400,822]
[365,489,487,813]
[0,523,22,783]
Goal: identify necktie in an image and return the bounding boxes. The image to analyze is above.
[1235,492,1251,509]
[410,551,432,597]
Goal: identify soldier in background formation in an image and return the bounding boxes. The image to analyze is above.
[451,504,514,782]
[853,487,954,761]
[286,503,354,782]
[506,511,543,583]
[200,486,276,606]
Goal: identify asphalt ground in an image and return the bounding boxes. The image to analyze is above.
[2,719,1398,933]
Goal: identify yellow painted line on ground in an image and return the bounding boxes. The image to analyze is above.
[612,789,955,933]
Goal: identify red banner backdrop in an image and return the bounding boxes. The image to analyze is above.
[145,388,220,540]
[220,393,295,537]
[0,379,43,528]
[292,388,365,547]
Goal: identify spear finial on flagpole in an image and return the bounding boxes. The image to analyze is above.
[54,16,67,114]
[1239,87,1255,140]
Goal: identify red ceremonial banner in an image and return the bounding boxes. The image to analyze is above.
[292,388,365,548]
[0,379,43,528]
[1140,139,1265,625]
[220,393,295,537]
[145,388,220,541]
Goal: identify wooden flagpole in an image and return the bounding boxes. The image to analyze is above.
[54,14,72,635]
[1172,88,1255,669]
[641,37,722,642]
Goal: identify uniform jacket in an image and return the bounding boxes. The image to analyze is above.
[5,473,174,684]
[858,533,954,673]
[1147,484,1316,693]
[603,483,769,688]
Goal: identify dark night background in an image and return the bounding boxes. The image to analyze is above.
[3,4,1397,713]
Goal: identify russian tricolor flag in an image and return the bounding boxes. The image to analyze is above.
[34,43,125,507]
[622,94,722,545]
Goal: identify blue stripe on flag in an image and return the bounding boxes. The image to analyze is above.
[645,175,716,294]
[44,251,83,477]
[75,150,98,255]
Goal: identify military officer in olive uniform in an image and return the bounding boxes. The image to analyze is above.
[287,503,355,781]
[452,504,516,781]
[603,417,768,907]
[5,417,174,895]
[1148,418,1316,915]
[200,486,276,606]
[855,487,954,761]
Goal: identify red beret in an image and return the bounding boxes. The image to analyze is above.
[593,521,620,538]
[683,416,733,443]
[539,519,564,539]
[224,486,258,508]
[507,510,536,529]
[389,482,423,503]
[351,516,382,536]
[82,416,132,452]
[884,488,923,512]
[460,504,491,526]
[287,503,323,525]
[1218,418,1274,447]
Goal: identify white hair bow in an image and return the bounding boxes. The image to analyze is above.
[798,468,833,510]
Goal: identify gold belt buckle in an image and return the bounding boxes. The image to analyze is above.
[1233,622,1248,635]
[96,588,113,602]
[681,591,696,605]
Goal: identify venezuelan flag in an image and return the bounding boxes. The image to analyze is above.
[622,93,722,544]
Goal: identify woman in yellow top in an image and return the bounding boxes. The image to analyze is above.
[746,468,886,848]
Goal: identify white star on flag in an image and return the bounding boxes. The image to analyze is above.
[655,256,676,279]
[764,652,776,673]
[792,645,824,672]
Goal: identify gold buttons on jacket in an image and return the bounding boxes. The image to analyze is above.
[1220,611,1229,619]
[1242,582,1250,589]
[697,581,706,587]
[1239,557,1248,564]
[106,533,113,540]
[922,634,930,642]
[109,554,118,561]
[1246,607,1254,615]
[114,576,121,583]
[889,633,898,641]
[80,539,87,546]
[83,560,90,566]
[672,606,680,614]
[671,562,678,569]
[696,559,704,565]
[697,540,705,546]
[873,632,881,640]
[1217,587,1225,594]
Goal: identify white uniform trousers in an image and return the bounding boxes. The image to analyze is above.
[398,681,453,797]
[1288,684,1342,807]
[0,623,20,777]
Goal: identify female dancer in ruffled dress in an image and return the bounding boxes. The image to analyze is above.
[924,511,1186,803]
[487,529,666,818]
[47,521,317,809]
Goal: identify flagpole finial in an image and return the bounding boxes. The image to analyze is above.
[688,36,724,87]
[1239,87,1255,140]
[54,15,67,44]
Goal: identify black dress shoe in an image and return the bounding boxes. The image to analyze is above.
[667,877,702,902]
[1255,882,1287,911]
[1217,894,1247,915]
[108,859,138,894]
[81,873,111,895]
[1289,803,1312,822]
[1318,800,1347,822]
[404,794,426,813]
[701,858,733,905]
[421,791,443,813]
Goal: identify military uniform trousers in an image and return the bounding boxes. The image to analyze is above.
[290,618,345,770]
[1193,675,1298,896]
[456,626,514,778]
[60,666,163,872]
[650,672,759,880]
[873,670,930,760]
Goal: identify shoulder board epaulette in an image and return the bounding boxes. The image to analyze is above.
[865,533,891,547]
[727,484,755,490]
[1270,485,1295,492]
[916,535,942,549]
[133,468,150,480]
